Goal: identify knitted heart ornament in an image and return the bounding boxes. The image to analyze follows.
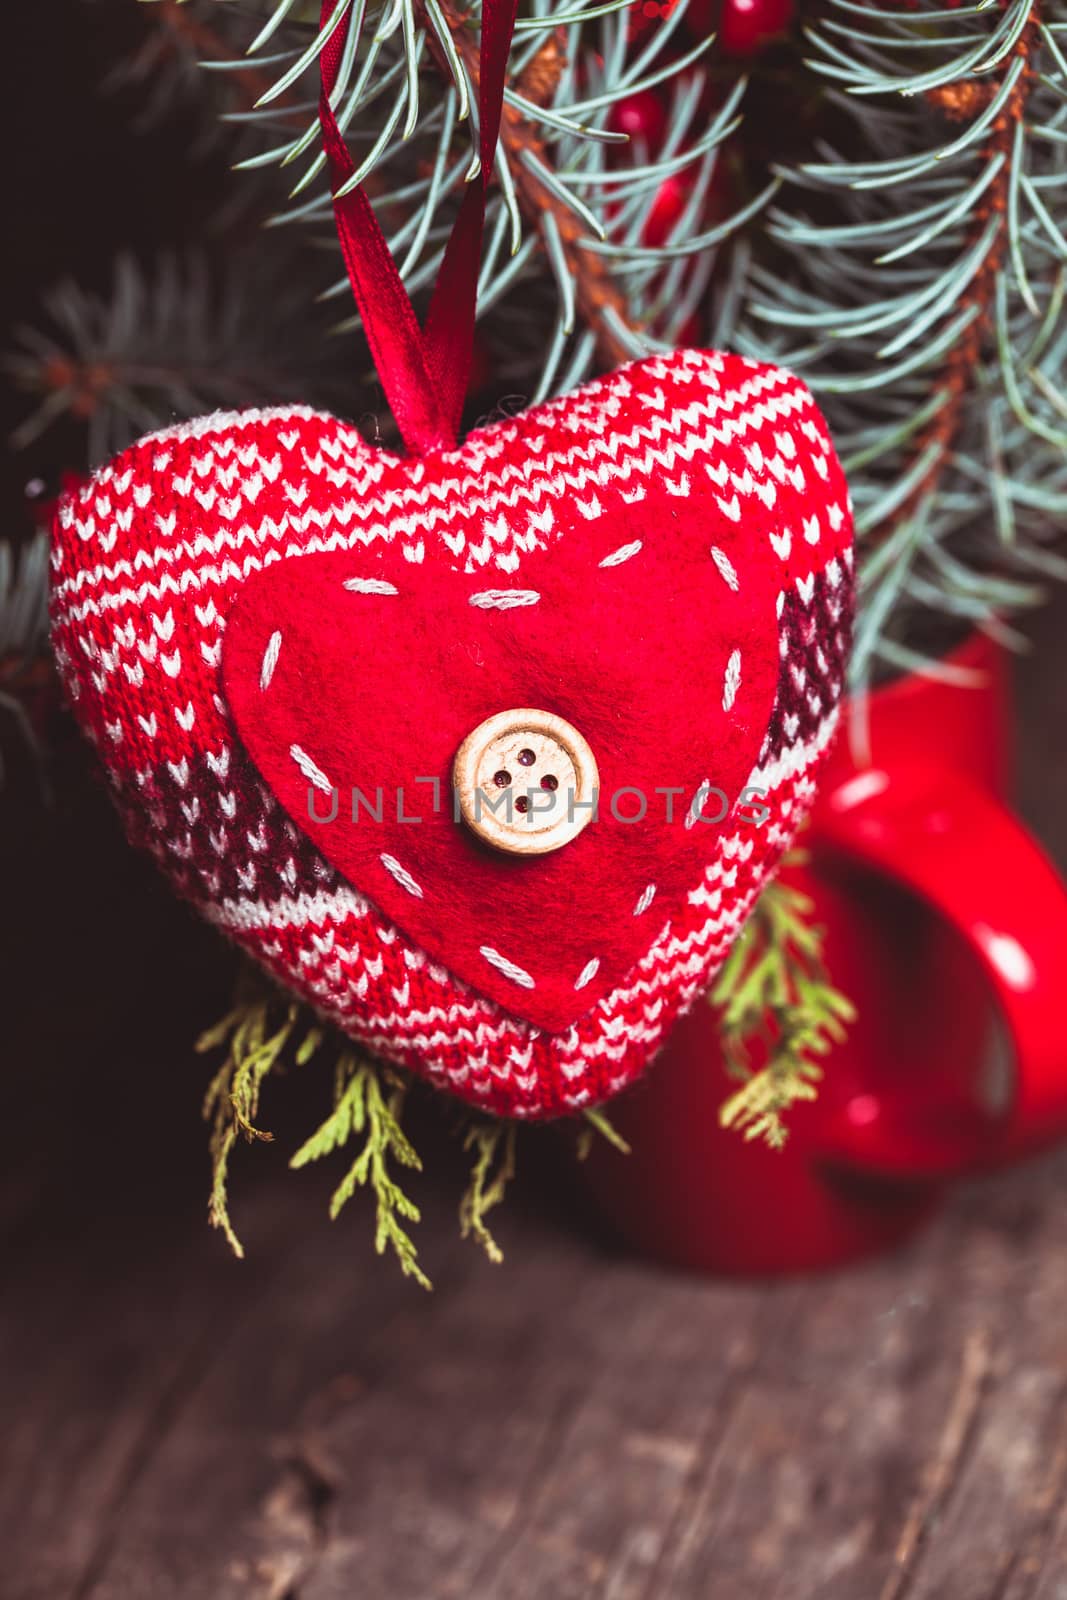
[51,348,854,1117]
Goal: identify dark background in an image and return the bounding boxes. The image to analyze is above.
[0,3,232,514]
[2,0,238,1217]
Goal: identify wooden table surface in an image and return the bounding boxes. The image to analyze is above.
[3,599,1067,1600]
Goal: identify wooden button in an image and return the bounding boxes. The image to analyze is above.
[453,709,599,856]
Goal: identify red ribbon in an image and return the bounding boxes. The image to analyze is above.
[318,0,519,455]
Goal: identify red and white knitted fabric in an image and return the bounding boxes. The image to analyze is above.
[51,349,853,1118]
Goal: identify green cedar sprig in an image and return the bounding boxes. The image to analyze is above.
[198,973,625,1284]
[457,1119,518,1265]
[200,988,434,1282]
[199,860,851,1279]
[200,990,322,1257]
[291,1053,430,1288]
[711,863,855,1150]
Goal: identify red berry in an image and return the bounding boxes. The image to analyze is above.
[626,0,681,46]
[644,173,692,248]
[609,88,668,150]
[642,144,736,246]
[719,0,794,56]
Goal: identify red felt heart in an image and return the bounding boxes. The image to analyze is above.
[222,517,779,1030]
[50,349,854,1117]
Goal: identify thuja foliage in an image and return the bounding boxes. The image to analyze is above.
[290,1053,431,1287]
[201,992,321,1258]
[456,1118,519,1263]
[200,866,843,1287]
[710,860,855,1148]
[201,973,578,1285]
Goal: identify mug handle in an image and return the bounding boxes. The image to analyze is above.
[810,762,1067,1180]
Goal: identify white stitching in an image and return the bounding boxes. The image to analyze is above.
[469,589,540,610]
[599,540,642,568]
[260,630,282,690]
[685,779,712,831]
[711,547,739,590]
[290,744,333,795]
[574,957,600,990]
[723,648,742,712]
[380,853,424,899]
[479,945,536,988]
[343,577,398,595]
[633,883,657,916]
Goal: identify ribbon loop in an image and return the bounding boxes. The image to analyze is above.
[318,0,520,455]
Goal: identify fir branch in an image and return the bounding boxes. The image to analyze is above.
[0,532,49,663]
[6,253,354,466]
[137,0,763,398]
[743,0,1067,678]
[104,0,235,149]
[140,0,283,111]
[880,11,1040,546]
[420,0,639,367]
[710,863,855,1150]
[0,530,52,791]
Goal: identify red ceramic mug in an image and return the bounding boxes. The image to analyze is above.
[580,630,1067,1273]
